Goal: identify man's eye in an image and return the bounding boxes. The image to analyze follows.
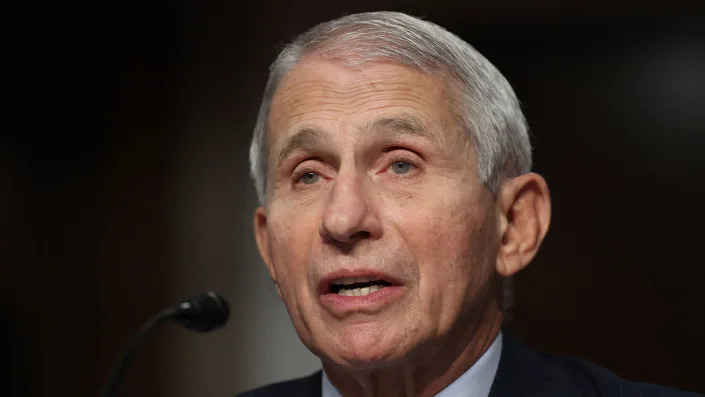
[299,171,321,184]
[390,161,413,174]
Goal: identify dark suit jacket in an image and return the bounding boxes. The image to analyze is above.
[236,331,702,396]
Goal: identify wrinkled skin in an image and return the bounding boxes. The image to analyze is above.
[254,56,551,396]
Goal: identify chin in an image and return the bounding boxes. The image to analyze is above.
[331,350,402,370]
[323,331,411,370]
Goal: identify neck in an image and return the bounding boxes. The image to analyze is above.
[323,298,503,397]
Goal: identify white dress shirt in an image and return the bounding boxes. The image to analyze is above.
[322,331,503,397]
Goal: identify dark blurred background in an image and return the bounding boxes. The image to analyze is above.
[3,1,704,396]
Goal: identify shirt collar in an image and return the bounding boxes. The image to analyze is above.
[322,331,503,397]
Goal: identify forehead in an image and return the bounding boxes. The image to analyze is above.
[267,56,462,149]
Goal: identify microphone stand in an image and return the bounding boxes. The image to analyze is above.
[99,307,177,397]
[99,292,228,397]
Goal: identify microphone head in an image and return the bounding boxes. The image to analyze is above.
[172,291,230,332]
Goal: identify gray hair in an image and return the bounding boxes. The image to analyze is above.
[249,11,531,204]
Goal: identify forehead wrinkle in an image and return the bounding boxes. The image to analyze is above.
[275,67,438,108]
[270,60,459,168]
[279,85,433,112]
[274,75,374,106]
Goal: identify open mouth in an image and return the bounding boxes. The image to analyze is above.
[319,271,405,313]
[329,278,393,296]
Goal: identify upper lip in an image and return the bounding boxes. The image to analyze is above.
[318,269,403,295]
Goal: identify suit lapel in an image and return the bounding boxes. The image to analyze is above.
[299,371,322,397]
[488,330,586,397]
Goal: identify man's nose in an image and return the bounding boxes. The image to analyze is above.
[319,173,381,246]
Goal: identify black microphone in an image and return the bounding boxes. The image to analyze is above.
[172,291,230,332]
[100,292,230,397]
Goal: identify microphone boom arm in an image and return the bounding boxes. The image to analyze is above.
[99,291,229,397]
[100,307,177,397]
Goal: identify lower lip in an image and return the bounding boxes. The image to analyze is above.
[319,286,405,315]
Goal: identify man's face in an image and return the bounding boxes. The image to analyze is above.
[254,57,501,369]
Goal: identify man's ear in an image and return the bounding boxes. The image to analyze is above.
[254,206,282,298]
[496,172,551,277]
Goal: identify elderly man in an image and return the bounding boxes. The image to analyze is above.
[240,11,699,397]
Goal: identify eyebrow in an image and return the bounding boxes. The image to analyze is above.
[365,114,431,138]
[276,127,329,166]
[364,114,440,147]
[275,114,436,166]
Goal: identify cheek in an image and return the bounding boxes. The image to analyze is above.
[404,201,497,326]
[266,210,323,349]
[267,209,318,295]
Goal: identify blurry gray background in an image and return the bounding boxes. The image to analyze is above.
[3,1,705,396]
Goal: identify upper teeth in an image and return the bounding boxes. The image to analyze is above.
[338,285,381,296]
[330,277,392,296]
[336,277,377,285]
